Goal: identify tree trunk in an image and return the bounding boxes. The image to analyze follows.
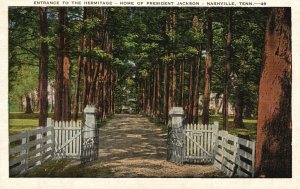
[81,37,91,112]
[233,86,244,128]
[188,57,194,123]
[38,7,48,126]
[73,9,86,121]
[191,16,203,124]
[202,14,213,125]
[62,9,71,121]
[25,95,33,114]
[192,53,201,124]
[152,64,157,116]
[54,8,65,121]
[244,104,253,118]
[19,96,24,112]
[163,61,169,124]
[222,9,232,130]
[102,63,107,119]
[255,8,291,178]
[179,60,184,107]
[54,7,71,121]
[156,62,161,116]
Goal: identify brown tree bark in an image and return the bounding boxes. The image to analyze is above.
[62,10,71,121]
[188,57,195,123]
[156,62,161,116]
[81,37,91,112]
[102,63,107,119]
[54,8,65,121]
[152,64,157,116]
[255,8,291,178]
[192,54,201,124]
[38,7,48,125]
[222,9,232,130]
[54,8,71,121]
[179,60,184,107]
[233,85,244,128]
[163,61,169,124]
[171,58,176,107]
[25,95,33,114]
[202,13,213,125]
[191,16,203,124]
[170,9,177,108]
[19,96,24,112]
[73,9,87,121]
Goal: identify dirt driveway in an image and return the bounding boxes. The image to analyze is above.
[94,114,223,177]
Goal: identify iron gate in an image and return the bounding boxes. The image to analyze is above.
[80,124,99,164]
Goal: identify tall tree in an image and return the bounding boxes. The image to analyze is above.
[62,8,71,121]
[73,8,87,121]
[25,95,33,114]
[54,8,64,121]
[222,8,232,130]
[190,16,203,124]
[54,8,71,121]
[38,7,49,126]
[255,8,291,178]
[202,12,213,125]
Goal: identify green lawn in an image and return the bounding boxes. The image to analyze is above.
[209,115,257,140]
[9,119,38,135]
[9,112,105,135]
[149,114,257,140]
[9,112,53,135]
[9,112,257,140]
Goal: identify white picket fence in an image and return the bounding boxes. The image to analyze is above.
[183,123,218,163]
[214,130,256,177]
[53,120,82,159]
[9,106,99,176]
[9,119,87,176]
[9,123,54,176]
[168,107,256,177]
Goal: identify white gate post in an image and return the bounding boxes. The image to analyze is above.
[83,105,97,139]
[169,107,185,129]
[168,107,185,163]
[212,121,219,160]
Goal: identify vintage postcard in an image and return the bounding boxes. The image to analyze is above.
[0,0,298,188]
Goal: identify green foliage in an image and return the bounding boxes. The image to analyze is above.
[83,47,113,62]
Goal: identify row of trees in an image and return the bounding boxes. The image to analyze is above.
[9,7,265,128]
[117,8,266,128]
[10,7,117,125]
[9,7,291,177]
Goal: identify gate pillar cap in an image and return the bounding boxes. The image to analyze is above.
[84,105,97,114]
[169,107,184,116]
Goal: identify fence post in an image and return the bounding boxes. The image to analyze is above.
[84,105,97,138]
[35,127,43,166]
[168,107,185,163]
[20,132,28,174]
[212,121,219,159]
[46,118,54,159]
[83,105,97,161]
[169,107,185,129]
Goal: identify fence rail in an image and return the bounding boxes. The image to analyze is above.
[9,106,99,176]
[167,107,256,178]
[213,130,255,177]
[9,125,54,176]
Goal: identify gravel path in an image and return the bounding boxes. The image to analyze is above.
[91,114,223,177]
